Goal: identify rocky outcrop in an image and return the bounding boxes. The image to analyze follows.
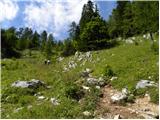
[136,80,158,89]
[11,79,45,88]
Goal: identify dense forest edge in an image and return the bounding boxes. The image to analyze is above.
[1,1,158,58]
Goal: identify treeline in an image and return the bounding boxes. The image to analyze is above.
[1,0,158,58]
[69,0,158,52]
[1,27,58,58]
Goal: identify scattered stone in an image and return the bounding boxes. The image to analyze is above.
[46,86,52,89]
[156,62,159,66]
[86,68,93,73]
[110,77,118,81]
[87,77,98,85]
[57,57,64,62]
[121,87,129,95]
[81,68,93,78]
[132,37,135,40]
[143,34,146,38]
[78,57,83,61]
[111,54,115,56]
[75,51,81,58]
[126,39,134,44]
[145,93,150,97]
[114,114,121,119]
[140,112,159,119]
[27,105,33,109]
[63,67,69,72]
[136,80,158,89]
[12,79,45,88]
[83,111,92,116]
[97,58,100,62]
[82,86,90,91]
[86,51,92,58]
[37,96,45,100]
[111,93,127,103]
[143,108,150,112]
[6,115,10,118]
[14,107,23,113]
[98,77,105,86]
[148,76,152,79]
[68,61,77,69]
[96,86,100,89]
[50,98,59,105]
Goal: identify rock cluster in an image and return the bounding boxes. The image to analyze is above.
[80,68,106,88]
[143,34,150,40]
[11,79,45,88]
[57,57,64,62]
[50,97,60,105]
[111,87,129,103]
[74,51,92,62]
[136,80,158,89]
[63,51,93,72]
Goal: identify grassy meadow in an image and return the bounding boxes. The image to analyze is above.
[1,35,159,118]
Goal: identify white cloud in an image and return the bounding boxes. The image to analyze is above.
[24,0,89,40]
[0,0,19,23]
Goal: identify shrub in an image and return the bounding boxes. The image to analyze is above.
[103,65,115,77]
[151,42,159,54]
[61,39,76,57]
[149,88,159,104]
[126,94,135,103]
[65,84,84,101]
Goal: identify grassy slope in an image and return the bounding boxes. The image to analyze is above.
[1,36,159,118]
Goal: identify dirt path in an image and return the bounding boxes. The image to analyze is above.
[95,85,159,119]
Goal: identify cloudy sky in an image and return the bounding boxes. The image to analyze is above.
[0,0,116,40]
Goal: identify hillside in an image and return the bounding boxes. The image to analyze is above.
[1,35,159,119]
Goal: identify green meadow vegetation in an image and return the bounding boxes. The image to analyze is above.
[1,0,159,119]
[1,35,159,118]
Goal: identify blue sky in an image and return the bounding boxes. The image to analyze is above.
[0,0,117,40]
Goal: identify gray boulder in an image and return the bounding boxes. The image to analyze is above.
[87,78,98,85]
[11,79,45,88]
[86,77,105,86]
[114,114,122,119]
[83,111,92,116]
[57,57,64,62]
[50,98,60,105]
[80,68,93,78]
[111,92,127,103]
[136,80,158,89]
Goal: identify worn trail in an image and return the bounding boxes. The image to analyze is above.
[95,85,159,119]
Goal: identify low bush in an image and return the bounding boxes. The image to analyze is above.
[65,84,84,101]
[151,42,159,54]
[103,65,115,77]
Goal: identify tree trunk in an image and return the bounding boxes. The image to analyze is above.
[149,32,154,45]
[149,32,154,41]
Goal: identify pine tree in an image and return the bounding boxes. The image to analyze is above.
[45,34,54,59]
[40,30,47,51]
[132,1,159,40]
[79,0,95,31]
[31,31,40,49]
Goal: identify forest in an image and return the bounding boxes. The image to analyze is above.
[2,1,158,58]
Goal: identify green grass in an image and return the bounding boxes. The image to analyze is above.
[1,35,159,118]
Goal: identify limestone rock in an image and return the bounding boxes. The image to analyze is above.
[136,80,158,89]
[114,114,122,119]
[110,77,118,81]
[37,96,45,100]
[111,93,127,103]
[50,98,59,105]
[83,111,91,116]
[11,79,45,88]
